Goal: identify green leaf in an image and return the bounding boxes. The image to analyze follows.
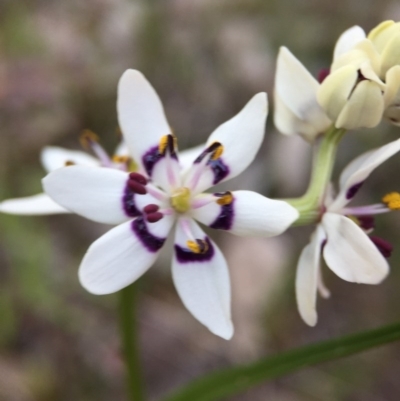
[163,322,400,401]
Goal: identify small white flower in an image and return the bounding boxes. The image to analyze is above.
[296,138,400,326]
[43,70,299,339]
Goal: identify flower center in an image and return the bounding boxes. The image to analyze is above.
[171,187,191,213]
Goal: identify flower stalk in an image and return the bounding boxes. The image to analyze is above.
[286,126,346,226]
[119,283,145,401]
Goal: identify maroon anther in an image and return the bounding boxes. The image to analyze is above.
[144,204,159,214]
[317,68,330,84]
[146,212,163,223]
[129,172,147,185]
[370,236,393,258]
[128,179,147,195]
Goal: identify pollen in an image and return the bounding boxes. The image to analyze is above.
[382,192,400,210]
[210,142,224,160]
[216,191,233,206]
[171,187,191,213]
[64,160,75,166]
[186,239,209,254]
[80,129,99,149]
[112,155,130,164]
[158,134,177,155]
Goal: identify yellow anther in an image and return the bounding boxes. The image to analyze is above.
[210,142,224,160]
[158,135,169,154]
[112,155,130,164]
[216,192,233,206]
[158,134,177,155]
[64,160,75,166]
[80,129,99,149]
[382,192,400,210]
[171,187,191,213]
[186,239,209,254]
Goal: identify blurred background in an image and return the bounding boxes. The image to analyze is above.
[1,0,400,400]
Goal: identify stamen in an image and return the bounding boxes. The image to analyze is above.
[317,68,330,84]
[127,180,147,195]
[186,239,209,254]
[79,129,100,149]
[158,134,177,155]
[209,142,223,160]
[146,212,163,223]
[370,236,393,258]
[112,155,130,164]
[382,192,400,210]
[143,204,159,214]
[171,187,191,213]
[64,160,75,166]
[215,191,233,206]
[129,172,147,185]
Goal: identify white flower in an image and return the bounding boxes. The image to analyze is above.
[0,132,199,216]
[296,138,400,326]
[43,70,299,339]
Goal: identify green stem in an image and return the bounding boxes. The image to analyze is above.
[162,322,400,401]
[119,283,145,401]
[285,126,346,225]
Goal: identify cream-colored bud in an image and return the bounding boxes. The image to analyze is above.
[318,64,384,129]
[380,34,400,76]
[368,20,400,53]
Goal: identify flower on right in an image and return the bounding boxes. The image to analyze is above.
[296,138,400,326]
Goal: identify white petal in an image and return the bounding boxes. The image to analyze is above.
[190,92,267,192]
[117,70,171,176]
[333,26,366,60]
[295,226,326,326]
[42,166,148,224]
[0,193,69,215]
[178,144,205,172]
[322,213,389,284]
[151,155,181,194]
[329,138,400,211]
[335,79,384,130]
[274,92,328,142]
[192,190,298,237]
[41,146,100,173]
[274,47,331,135]
[113,141,130,157]
[172,219,233,339]
[79,216,173,294]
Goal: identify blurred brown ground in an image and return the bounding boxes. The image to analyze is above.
[1,0,400,400]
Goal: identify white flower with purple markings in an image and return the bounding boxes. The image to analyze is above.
[43,70,299,339]
[296,138,400,326]
[0,132,131,216]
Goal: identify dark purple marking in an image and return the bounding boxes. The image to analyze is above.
[346,182,364,200]
[370,235,393,258]
[357,215,375,231]
[210,193,235,230]
[122,183,141,217]
[318,68,330,84]
[208,158,230,185]
[174,237,215,263]
[142,145,178,177]
[132,216,166,252]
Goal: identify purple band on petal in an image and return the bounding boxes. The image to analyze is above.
[142,146,178,177]
[208,158,229,184]
[174,237,215,263]
[122,182,142,217]
[370,236,393,258]
[210,195,234,230]
[346,182,364,200]
[132,216,166,252]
